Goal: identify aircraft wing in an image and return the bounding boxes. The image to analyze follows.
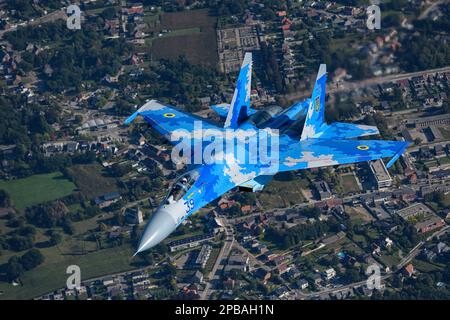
[276,137,409,172]
[124,100,220,141]
[315,122,379,140]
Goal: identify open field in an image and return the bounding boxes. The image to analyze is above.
[258,179,307,209]
[158,9,216,30]
[67,164,118,199]
[148,9,218,66]
[379,252,401,267]
[438,127,450,139]
[0,172,76,210]
[344,205,375,224]
[340,174,361,194]
[412,258,446,273]
[0,244,136,299]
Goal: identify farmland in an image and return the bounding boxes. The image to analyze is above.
[67,164,119,200]
[147,9,218,66]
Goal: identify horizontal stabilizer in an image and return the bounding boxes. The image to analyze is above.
[211,103,256,119]
[238,175,273,192]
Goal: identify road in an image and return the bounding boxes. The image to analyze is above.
[201,216,235,299]
[0,9,67,38]
[418,0,448,20]
[283,65,450,102]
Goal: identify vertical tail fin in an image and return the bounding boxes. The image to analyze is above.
[224,52,252,129]
[300,64,328,140]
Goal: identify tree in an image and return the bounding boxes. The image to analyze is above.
[414,137,422,145]
[20,249,44,270]
[383,13,401,28]
[62,220,75,235]
[164,263,177,277]
[8,235,33,251]
[155,243,168,256]
[344,268,362,283]
[49,231,62,246]
[101,7,118,20]
[0,189,12,207]
[227,204,242,217]
[4,256,24,281]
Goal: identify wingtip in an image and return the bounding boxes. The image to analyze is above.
[243,52,252,66]
[317,64,327,79]
[124,112,139,125]
[386,141,410,169]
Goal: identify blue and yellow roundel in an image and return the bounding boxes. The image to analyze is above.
[163,113,176,118]
[357,145,369,151]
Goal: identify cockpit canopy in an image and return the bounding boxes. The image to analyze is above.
[247,105,283,128]
[165,170,200,204]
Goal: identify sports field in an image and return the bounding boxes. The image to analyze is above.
[0,172,77,210]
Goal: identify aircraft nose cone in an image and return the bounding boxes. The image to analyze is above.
[134,208,177,255]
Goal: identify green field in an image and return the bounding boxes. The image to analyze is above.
[203,246,221,275]
[412,258,445,273]
[340,174,361,194]
[438,127,450,139]
[0,172,77,210]
[0,244,136,300]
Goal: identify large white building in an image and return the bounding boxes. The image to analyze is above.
[369,159,392,189]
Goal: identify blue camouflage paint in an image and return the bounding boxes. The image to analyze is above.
[224,53,252,129]
[127,57,411,254]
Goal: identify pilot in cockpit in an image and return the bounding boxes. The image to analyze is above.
[164,170,199,205]
[166,177,189,204]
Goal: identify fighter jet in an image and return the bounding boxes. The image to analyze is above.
[125,53,409,255]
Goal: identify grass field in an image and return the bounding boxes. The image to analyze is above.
[148,9,218,66]
[0,172,77,210]
[68,164,118,199]
[438,127,450,139]
[380,252,401,268]
[203,246,221,275]
[0,244,136,299]
[340,174,361,194]
[258,179,307,209]
[344,205,374,225]
[412,258,445,273]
